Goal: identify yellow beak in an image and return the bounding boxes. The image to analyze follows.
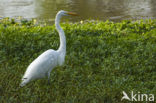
[67,12,78,16]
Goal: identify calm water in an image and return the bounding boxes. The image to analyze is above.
[0,0,156,22]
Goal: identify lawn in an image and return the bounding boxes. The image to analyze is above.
[0,18,156,103]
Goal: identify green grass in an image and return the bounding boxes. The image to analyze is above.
[0,18,156,103]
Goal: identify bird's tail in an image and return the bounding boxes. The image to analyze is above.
[20,82,26,87]
[20,78,29,87]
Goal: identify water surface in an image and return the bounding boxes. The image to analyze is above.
[0,0,156,22]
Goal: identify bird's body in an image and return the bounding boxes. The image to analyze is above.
[20,10,77,87]
[21,50,58,86]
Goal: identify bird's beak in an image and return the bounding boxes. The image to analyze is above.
[67,12,78,16]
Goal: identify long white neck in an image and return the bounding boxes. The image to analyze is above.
[55,13,66,56]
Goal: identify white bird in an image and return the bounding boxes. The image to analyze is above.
[20,10,77,87]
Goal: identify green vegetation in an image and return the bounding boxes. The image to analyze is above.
[0,18,156,103]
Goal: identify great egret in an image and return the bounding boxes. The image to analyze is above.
[20,10,77,87]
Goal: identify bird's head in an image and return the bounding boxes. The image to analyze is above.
[57,10,78,16]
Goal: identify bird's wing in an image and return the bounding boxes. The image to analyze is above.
[23,50,58,79]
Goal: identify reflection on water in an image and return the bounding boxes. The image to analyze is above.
[0,0,156,22]
[0,0,37,18]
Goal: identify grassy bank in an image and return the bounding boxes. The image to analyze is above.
[0,18,156,103]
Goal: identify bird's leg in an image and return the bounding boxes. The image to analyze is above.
[47,72,51,85]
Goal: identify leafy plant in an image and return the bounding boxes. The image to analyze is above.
[0,19,156,103]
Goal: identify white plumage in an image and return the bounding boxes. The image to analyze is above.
[20,10,77,87]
